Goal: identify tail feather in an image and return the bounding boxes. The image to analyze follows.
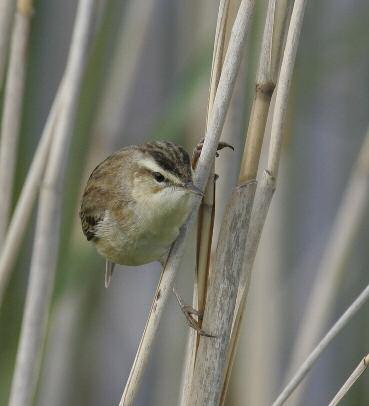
[105,260,115,288]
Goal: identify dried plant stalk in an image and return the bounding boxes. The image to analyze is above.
[239,0,291,182]
[328,354,369,406]
[179,2,231,404]
[230,0,307,388]
[272,283,369,406]
[184,1,256,405]
[0,0,15,89]
[220,0,292,401]
[285,126,369,399]
[0,0,33,243]
[8,1,96,405]
[0,89,61,306]
[188,180,256,406]
[197,0,230,324]
[120,1,255,404]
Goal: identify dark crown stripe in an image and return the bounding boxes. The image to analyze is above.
[149,150,179,177]
[143,141,191,182]
[178,145,190,165]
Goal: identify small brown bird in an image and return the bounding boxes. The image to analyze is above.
[79,141,203,287]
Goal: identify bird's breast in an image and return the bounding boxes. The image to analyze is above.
[94,207,185,266]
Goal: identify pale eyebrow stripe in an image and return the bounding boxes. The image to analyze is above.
[139,158,182,185]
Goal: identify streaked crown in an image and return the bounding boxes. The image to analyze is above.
[136,141,192,184]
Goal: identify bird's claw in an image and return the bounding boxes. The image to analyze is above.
[173,287,216,338]
[192,139,234,169]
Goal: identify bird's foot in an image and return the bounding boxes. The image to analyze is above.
[173,287,216,338]
[192,139,234,169]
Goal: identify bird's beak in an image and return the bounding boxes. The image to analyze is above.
[184,182,204,196]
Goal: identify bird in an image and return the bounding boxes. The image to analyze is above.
[79,140,232,334]
[79,141,205,284]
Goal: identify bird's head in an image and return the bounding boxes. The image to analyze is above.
[130,141,203,219]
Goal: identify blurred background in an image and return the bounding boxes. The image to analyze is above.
[1,0,369,405]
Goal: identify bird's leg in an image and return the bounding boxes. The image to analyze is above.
[191,139,234,170]
[160,254,210,335]
[173,287,216,338]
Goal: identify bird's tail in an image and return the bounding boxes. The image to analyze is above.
[105,260,115,288]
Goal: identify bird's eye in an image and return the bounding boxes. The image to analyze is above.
[153,172,165,182]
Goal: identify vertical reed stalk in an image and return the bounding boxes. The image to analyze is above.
[120,1,255,404]
[185,2,256,405]
[179,2,231,403]
[8,1,96,404]
[197,0,230,325]
[0,0,33,244]
[233,0,306,381]
[188,179,256,406]
[220,1,292,402]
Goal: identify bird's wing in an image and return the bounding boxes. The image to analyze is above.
[105,260,115,288]
[79,150,129,242]
[79,209,104,241]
